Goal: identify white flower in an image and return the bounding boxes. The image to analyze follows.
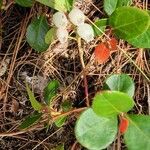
[52,12,68,28]
[68,8,85,26]
[56,28,68,44]
[77,23,94,42]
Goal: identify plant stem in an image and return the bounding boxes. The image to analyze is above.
[77,37,90,107]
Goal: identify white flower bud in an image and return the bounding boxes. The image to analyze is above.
[77,23,94,42]
[52,12,68,28]
[56,28,68,44]
[68,8,85,26]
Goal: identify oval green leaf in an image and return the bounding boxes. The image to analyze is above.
[75,108,118,150]
[124,115,150,150]
[35,0,74,12]
[20,112,42,129]
[92,91,134,117]
[104,0,132,15]
[15,0,33,7]
[26,82,42,111]
[104,74,135,97]
[109,7,150,40]
[92,18,107,36]
[26,16,49,52]
[45,28,56,44]
[44,80,59,105]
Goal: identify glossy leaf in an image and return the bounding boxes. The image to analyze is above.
[20,112,42,129]
[15,0,33,7]
[94,43,110,64]
[92,91,134,117]
[119,116,129,134]
[35,0,74,12]
[45,28,56,44]
[26,16,49,52]
[104,74,135,97]
[109,7,150,40]
[127,26,150,48]
[75,108,118,150]
[104,0,132,15]
[26,83,42,111]
[92,18,107,36]
[44,80,59,105]
[124,115,150,150]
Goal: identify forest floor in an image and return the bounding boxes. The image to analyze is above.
[0,0,150,150]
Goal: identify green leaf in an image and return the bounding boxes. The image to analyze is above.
[92,18,108,36]
[104,0,132,15]
[26,83,42,111]
[55,116,67,127]
[109,7,150,40]
[92,91,134,117]
[15,0,33,7]
[20,112,42,129]
[35,0,74,12]
[124,115,150,150]
[75,108,118,150]
[45,28,56,44]
[44,80,59,105]
[26,16,49,52]
[61,101,72,112]
[0,0,2,8]
[127,26,150,48]
[52,144,64,150]
[104,74,135,97]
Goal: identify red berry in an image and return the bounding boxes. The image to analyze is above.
[119,117,129,134]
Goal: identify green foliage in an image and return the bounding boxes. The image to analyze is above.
[104,74,135,97]
[54,101,72,127]
[44,80,59,105]
[15,0,33,7]
[92,18,107,36]
[92,91,134,117]
[127,26,150,48]
[19,112,42,129]
[55,116,67,127]
[26,16,49,52]
[109,7,150,40]
[35,0,74,12]
[26,82,42,111]
[0,0,2,8]
[75,108,118,150]
[45,28,56,44]
[52,144,64,150]
[124,115,150,150]
[104,0,132,15]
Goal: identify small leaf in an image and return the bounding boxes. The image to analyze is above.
[26,83,42,111]
[45,28,56,44]
[75,108,118,150]
[107,37,118,51]
[104,0,132,15]
[55,116,67,127]
[104,74,135,97]
[52,144,64,150]
[15,0,33,7]
[35,0,73,12]
[109,7,150,40]
[124,115,150,150]
[26,16,49,52]
[20,112,42,129]
[94,43,110,64]
[61,101,72,112]
[119,116,129,134]
[44,80,59,105]
[92,91,134,117]
[92,18,107,36]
